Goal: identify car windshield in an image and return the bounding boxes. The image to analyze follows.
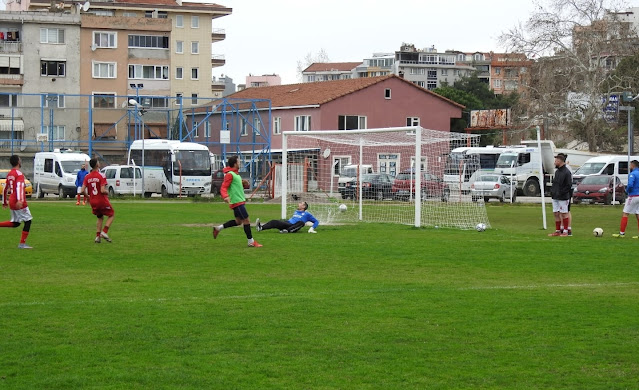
[395,173,413,180]
[478,175,499,182]
[61,160,86,174]
[361,174,377,181]
[581,176,610,185]
[574,162,606,175]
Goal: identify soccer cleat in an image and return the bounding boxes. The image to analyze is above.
[248,240,263,247]
[83,202,87,206]
[100,231,112,243]
[279,229,288,234]
[256,218,262,232]
[76,201,80,205]
[612,233,625,238]
[17,243,33,249]
[213,227,220,239]
[560,231,572,237]
[548,231,561,237]
[94,236,101,244]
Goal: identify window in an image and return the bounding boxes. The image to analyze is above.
[295,116,311,131]
[145,10,167,18]
[0,94,18,108]
[93,93,116,108]
[176,15,183,28]
[416,81,425,88]
[191,16,199,28]
[43,125,65,140]
[94,32,117,48]
[441,69,448,76]
[176,67,183,79]
[43,93,65,108]
[41,61,66,77]
[128,35,169,49]
[333,156,351,176]
[40,28,64,44]
[176,41,183,53]
[191,67,199,80]
[90,10,114,16]
[122,11,137,17]
[135,96,168,108]
[454,69,460,76]
[193,122,199,137]
[384,88,391,99]
[205,121,211,138]
[273,117,281,135]
[240,118,248,136]
[191,41,199,54]
[92,61,116,78]
[128,64,169,80]
[191,93,198,104]
[494,67,501,75]
[406,117,420,126]
[427,81,437,90]
[338,115,366,130]
[494,79,502,88]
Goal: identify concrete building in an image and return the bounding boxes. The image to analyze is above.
[245,74,281,88]
[301,62,361,83]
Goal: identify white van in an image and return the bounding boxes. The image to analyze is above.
[33,150,91,199]
[101,165,143,197]
[572,155,639,187]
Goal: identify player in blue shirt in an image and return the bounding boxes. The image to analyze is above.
[256,201,319,233]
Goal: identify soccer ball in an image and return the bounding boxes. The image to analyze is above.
[593,227,604,237]
[475,223,487,232]
[338,204,347,212]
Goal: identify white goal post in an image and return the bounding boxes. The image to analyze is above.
[280,126,491,229]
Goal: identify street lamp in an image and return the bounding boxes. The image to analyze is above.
[129,98,146,197]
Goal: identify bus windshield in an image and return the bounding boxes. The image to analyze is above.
[173,150,211,176]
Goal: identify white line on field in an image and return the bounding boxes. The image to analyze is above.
[0,282,637,308]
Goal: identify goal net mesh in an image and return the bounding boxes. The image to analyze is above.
[280,127,491,229]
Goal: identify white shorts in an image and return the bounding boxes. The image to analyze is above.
[552,199,570,213]
[623,196,639,214]
[77,187,83,194]
[10,207,33,223]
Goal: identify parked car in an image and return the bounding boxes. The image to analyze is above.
[341,173,394,200]
[572,174,626,205]
[392,170,450,202]
[0,169,32,198]
[100,165,142,197]
[471,174,517,203]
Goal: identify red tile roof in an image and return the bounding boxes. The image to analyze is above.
[303,62,363,72]
[114,0,230,10]
[227,75,464,109]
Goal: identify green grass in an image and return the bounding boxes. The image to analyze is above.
[1,200,638,389]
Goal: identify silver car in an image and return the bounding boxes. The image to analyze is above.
[471,174,517,203]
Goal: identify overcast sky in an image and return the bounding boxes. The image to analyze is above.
[212,0,639,85]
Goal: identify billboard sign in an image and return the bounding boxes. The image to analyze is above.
[469,109,511,128]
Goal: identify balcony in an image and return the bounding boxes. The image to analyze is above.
[0,41,22,54]
[211,28,226,42]
[211,54,226,67]
[0,75,24,86]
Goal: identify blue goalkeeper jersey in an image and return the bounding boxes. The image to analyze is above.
[288,210,319,229]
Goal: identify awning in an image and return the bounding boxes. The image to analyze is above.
[0,119,24,132]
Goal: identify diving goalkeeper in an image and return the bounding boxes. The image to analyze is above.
[256,201,319,233]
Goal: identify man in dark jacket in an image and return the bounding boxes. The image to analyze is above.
[549,154,573,236]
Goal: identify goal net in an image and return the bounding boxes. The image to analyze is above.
[279,126,491,229]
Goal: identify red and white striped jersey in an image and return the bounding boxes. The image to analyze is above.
[3,168,28,210]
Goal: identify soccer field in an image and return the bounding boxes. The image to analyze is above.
[1,200,638,389]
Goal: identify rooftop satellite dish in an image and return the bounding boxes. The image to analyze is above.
[323,148,331,158]
[121,100,128,108]
[90,43,97,51]
[82,1,89,11]
[176,0,182,5]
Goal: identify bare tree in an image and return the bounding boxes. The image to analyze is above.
[500,0,638,151]
[296,49,330,83]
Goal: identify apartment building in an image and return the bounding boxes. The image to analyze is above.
[301,62,362,83]
[245,74,281,88]
[490,53,531,95]
[355,53,394,78]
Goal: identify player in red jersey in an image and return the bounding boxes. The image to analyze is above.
[81,158,114,243]
[0,155,33,249]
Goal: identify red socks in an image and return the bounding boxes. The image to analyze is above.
[20,230,28,244]
[555,221,561,231]
[620,216,628,234]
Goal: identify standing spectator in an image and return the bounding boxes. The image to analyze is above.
[256,201,319,233]
[613,160,639,238]
[75,162,89,205]
[548,154,573,236]
[0,155,33,249]
[212,156,262,247]
[81,158,114,243]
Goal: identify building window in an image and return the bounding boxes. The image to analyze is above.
[441,69,448,76]
[176,67,183,79]
[128,35,169,49]
[94,31,117,48]
[474,53,484,61]
[128,64,169,80]
[92,61,116,78]
[494,67,501,75]
[0,94,18,107]
[191,41,199,54]
[145,10,167,18]
[427,70,437,79]
[240,118,248,136]
[427,81,437,90]
[338,115,366,130]
[43,125,65,140]
[295,115,311,131]
[93,93,116,108]
[416,81,425,88]
[175,15,183,28]
[90,10,114,16]
[40,28,64,44]
[191,93,198,104]
[306,75,315,82]
[41,61,66,77]
[273,117,281,135]
[333,156,351,176]
[43,93,65,108]
[494,79,502,88]
[205,121,211,138]
[454,69,460,76]
[406,117,420,126]
[134,96,168,108]
[122,11,137,17]
[176,41,183,53]
[191,16,199,28]
[384,88,391,99]
[191,68,199,80]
